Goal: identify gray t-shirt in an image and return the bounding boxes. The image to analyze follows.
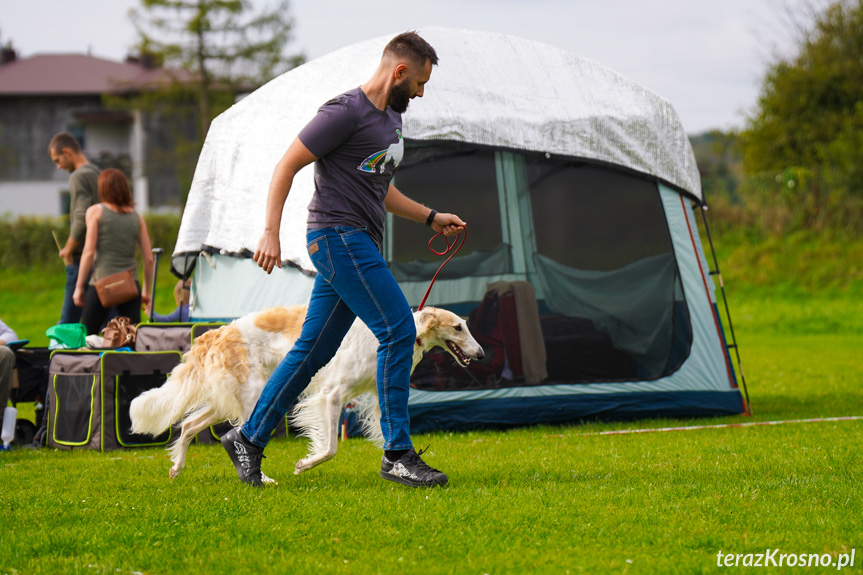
[299,87,404,247]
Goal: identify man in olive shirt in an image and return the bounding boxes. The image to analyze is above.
[48,132,101,324]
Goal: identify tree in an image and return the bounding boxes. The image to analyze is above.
[131,0,304,137]
[691,130,743,198]
[740,0,863,229]
[113,0,304,207]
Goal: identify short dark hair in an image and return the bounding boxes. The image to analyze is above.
[98,168,135,208]
[49,132,81,154]
[384,31,438,66]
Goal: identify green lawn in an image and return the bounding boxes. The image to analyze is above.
[1,241,862,574]
[2,414,860,574]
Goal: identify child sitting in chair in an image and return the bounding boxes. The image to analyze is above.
[152,280,191,323]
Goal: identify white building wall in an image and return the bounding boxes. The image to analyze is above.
[0,181,66,217]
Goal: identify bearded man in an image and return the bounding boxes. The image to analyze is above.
[221,31,466,487]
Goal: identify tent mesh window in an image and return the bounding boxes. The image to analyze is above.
[114,374,171,446]
[53,375,96,444]
[388,146,509,280]
[391,144,692,390]
[527,159,692,383]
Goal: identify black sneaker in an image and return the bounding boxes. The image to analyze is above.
[221,427,265,487]
[380,446,448,487]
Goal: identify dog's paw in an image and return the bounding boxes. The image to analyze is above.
[294,458,311,475]
[168,467,181,478]
[261,472,278,485]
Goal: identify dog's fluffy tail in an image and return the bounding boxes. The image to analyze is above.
[130,327,233,436]
[129,361,200,435]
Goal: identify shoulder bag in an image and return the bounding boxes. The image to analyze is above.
[94,269,138,308]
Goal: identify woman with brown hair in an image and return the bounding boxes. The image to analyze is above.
[73,168,155,335]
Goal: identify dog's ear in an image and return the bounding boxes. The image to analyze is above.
[416,308,439,338]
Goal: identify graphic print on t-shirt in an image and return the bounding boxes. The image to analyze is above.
[357,129,403,174]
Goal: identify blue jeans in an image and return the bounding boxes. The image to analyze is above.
[60,262,83,325]
[241,227,416,451]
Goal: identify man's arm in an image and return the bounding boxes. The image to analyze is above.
[254,138,318,274]
[385,183,466,236]
[60,173,91,263]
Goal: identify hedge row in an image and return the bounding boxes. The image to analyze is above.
[0,213,181,270]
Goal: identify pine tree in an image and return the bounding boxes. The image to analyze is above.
[111,0,304,207]
[131,0,304,137]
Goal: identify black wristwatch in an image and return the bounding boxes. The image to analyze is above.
[425,209,438,227]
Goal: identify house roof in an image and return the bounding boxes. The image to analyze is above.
[0,53,190,96]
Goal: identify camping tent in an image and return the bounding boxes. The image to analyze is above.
[173,27,747,431]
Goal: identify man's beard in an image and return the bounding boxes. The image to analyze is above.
[389,81,412,113]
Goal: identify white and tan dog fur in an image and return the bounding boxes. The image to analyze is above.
[129,305,483,479]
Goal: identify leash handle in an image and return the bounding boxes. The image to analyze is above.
[417,226,467,311]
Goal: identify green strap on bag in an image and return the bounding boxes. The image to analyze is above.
[46,323,87,349]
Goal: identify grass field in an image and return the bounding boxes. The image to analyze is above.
[1,235,862,574]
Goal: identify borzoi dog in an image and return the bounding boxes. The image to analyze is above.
[130,306,483,480]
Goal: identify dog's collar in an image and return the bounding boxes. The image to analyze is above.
[415,337,422,348]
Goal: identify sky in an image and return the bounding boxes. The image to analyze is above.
[0,0,822,134]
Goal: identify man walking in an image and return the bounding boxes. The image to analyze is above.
[222,31,465,487]
[49,132,100,324]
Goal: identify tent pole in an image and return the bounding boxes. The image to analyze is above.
[698,203,751,415]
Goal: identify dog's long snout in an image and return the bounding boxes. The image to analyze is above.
[475,345,485,360]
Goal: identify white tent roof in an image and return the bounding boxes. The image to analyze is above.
[175,27,701,273]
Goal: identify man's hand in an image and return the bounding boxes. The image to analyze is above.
[431,212,467,237]
[59,236,80,265]
[254,230,282,275]
[58,246,74,265]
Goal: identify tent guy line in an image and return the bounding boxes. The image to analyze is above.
[575,416,863,437]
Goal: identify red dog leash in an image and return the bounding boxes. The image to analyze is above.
[417,225,467,311]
